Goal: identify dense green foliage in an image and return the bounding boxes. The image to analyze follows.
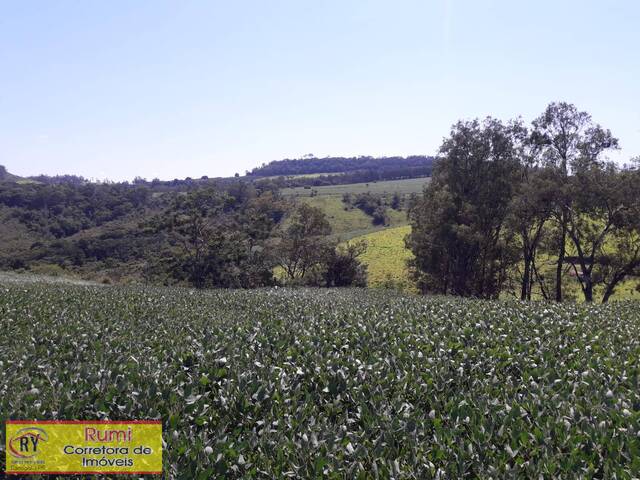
[275,204,368,287]
[145,186,288,288]
[323,242,368,288]
[0,179,291,286]
[408,118,521,297]
[0,181,152,239]
[248,156,434,178]
[1,282,640,478]
[408,103,640,302]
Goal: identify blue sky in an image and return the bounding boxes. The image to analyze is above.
[1,0,638,181]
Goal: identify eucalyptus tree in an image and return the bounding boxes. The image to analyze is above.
[566,163,640,302]
[566,162,624,301]
[407,118,521,298]
[531,102,618,301]
[600,210,640,302]
[507,166,557,300]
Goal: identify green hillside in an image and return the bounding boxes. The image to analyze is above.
[350,225,413,290]
[286,177,427,240]
[300,196,408,240]
[282,177,429,197]
[284,178,420,291]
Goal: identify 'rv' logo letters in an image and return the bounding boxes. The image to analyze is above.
[8,427,48,458]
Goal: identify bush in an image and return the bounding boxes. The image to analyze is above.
[323,241,368,287]
[29,263,66,277]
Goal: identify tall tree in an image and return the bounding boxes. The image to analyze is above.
[161,189,224,287]
[276,203,335,282]
[506,166,556,300]
[566,163,640,302]
[407,118,521,298]
[153,187,280,288]
[531,102,618,301]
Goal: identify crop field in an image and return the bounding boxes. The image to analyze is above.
[2,281,640,478]
[281,177,429,198]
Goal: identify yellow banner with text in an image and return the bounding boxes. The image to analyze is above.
[5,420,162,475]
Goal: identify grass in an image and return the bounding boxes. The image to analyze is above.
[300,196,409,240]
[299,196,375,237]
[282,177,429,197]
[285,178,419,239]
[1,282,640,478]
[350,225,414,290]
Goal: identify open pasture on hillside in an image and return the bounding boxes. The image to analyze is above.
[281,177,429,198]
[350,225,414,290]
[1,281,640,478]
[282,178,424,239]
[298,196,408,240]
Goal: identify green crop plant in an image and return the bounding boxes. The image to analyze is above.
[1,282,639,478]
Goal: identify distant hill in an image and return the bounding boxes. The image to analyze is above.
[0,165,21,182]
[248,155,434,177]
[0,165,88,185]
[1,155,435,188]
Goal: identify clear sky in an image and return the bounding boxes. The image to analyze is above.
[1,1,638,181]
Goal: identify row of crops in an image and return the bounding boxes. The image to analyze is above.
[1,282,640,478]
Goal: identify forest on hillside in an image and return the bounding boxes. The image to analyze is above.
[0,177,368,288]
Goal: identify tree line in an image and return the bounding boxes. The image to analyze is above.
[254,165,432,191]
[248,155,434,177]
[407,102,640,303]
